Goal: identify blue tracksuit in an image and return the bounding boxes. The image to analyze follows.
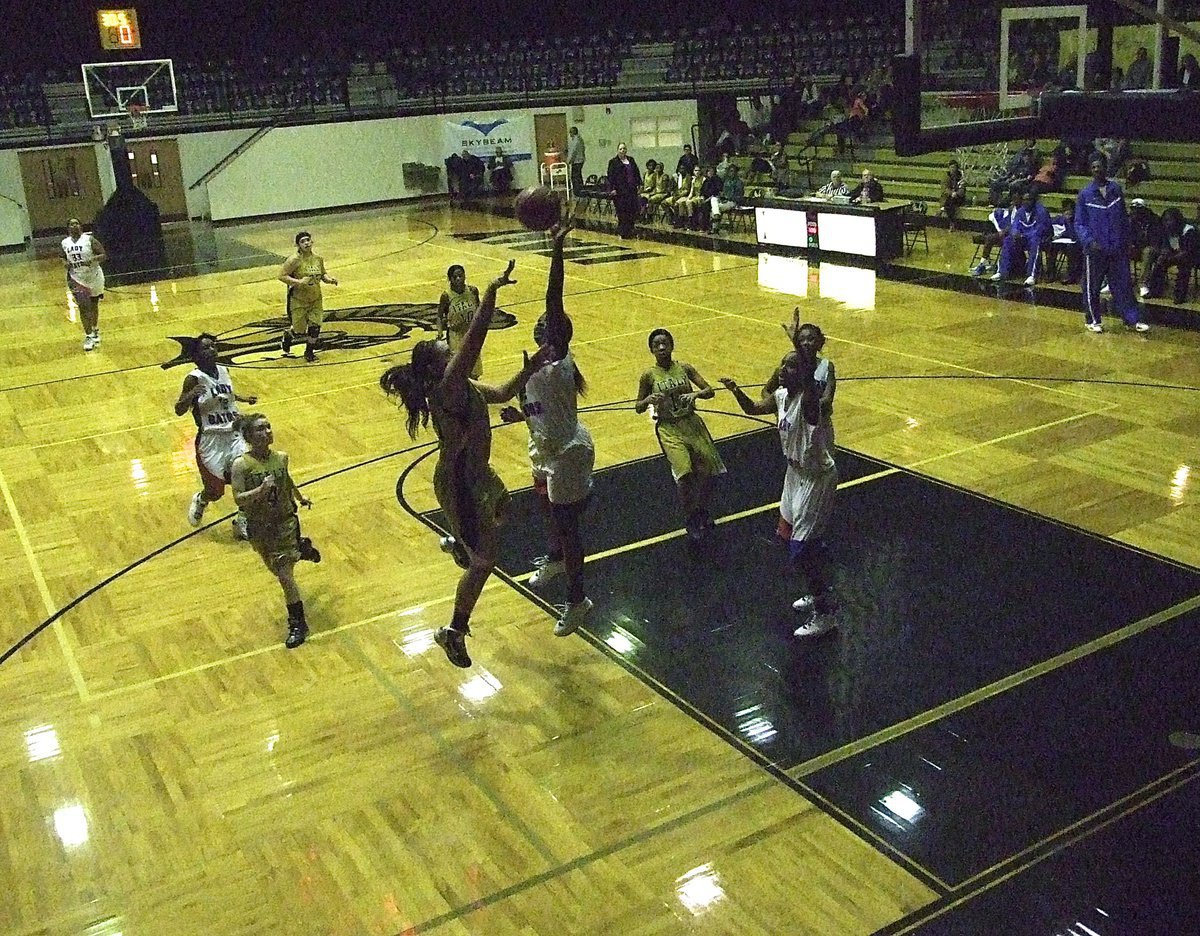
[1075,179,1140,325]
[999,202,1051,278]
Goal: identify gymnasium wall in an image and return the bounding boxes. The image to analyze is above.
[0,151,25,247]
[0,98,698,243]
[177,128,261,219]
[203,99,699,221]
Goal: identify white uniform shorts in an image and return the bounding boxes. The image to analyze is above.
[778,462,837,544]
[531,426,595,506]
[195,429,247,497]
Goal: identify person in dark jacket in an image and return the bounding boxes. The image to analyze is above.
[606,142,643,238]
[848,168,885,204]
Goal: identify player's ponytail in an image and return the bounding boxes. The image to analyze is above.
[380,339,445,438]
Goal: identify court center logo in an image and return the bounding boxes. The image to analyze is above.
[160,302,518,369]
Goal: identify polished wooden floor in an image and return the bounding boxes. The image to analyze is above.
[1,201,1198,935]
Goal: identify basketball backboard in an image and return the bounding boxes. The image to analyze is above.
[895,0,1200,153]
[81,59,178,119]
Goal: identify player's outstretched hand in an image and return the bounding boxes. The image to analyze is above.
[719,377,739,392]
[781,306,802,346]
[299,493,313,509]
[492,259,517,288]
[550,217,575,243]
[499,405,525,424]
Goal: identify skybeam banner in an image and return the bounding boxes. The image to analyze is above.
[444,114,534,166]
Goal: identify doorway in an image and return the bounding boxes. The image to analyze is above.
[18,146,104,237]
[534,113,568,170]
[125,138,187,221]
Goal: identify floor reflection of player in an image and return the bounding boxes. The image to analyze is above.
[175,333,258,539]
[722,343,839,638]
[635,328,725,542]
[380,261,552,668]
[499,221,595,637]
[231,414,321,649]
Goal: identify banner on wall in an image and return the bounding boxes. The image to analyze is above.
[443,114,534,165]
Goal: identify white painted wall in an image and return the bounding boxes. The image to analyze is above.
[569,99,700,181]
[0,97,700,235]
[204,98,699,221]
[0,150,29,247]
[176,128,263,219]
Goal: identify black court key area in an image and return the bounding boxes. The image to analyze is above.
[417,425,1200,906]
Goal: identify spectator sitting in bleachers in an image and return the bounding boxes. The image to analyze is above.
[1046,198,1082,285]
[1129,198,1161,281]
[710,165,745,233]
[716,153,733,179]
[816,170,850,197]
[992,189,1051,285]
[768,141,790,188]
[1030,152,1066,197]
[971,190,1022,276]
[988,139,1040,206]
[1140,207,1196,304]
[939,159,966,228]
[834,91,870,155]
[1124,47,1152,90]
[798,80,820,118]
[1178,53,1200,90]
[1091,138,1130,177]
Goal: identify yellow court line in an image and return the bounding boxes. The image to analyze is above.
[610,279,1130,409]
[890,760,1200,932]
[955,754,1200,891]
[788,591,1200,781]
[535,403,1111,577]
[0,464,90,701]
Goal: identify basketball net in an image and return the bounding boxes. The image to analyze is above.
[127,103,148,132]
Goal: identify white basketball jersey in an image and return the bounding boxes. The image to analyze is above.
[190,366,240,433]
[61,233,105,295]
[523,351,581,459]
[775,387,835,472]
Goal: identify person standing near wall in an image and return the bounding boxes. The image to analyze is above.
[278,231,338,362]
[606,142,642,239]
[566,126,586,195]
[61,218,105,351]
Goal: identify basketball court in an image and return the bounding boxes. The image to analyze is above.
[1,189,1198,934]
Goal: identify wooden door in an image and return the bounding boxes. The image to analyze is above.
[534,113,568,169]
[18,146,104,236]
[126,138,187,220]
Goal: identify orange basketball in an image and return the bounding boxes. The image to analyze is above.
[514,186,561,230]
